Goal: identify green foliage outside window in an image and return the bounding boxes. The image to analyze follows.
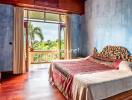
[28,22,65,62]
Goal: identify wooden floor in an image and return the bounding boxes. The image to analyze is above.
[0,64,66,100]
[1,64,132,100]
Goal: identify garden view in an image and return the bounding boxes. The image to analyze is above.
[28,22,65,63]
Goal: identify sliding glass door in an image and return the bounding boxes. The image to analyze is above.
[24,9,67,63]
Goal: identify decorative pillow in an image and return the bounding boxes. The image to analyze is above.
[119,61,132,71]
[92,54,122,69]
[99,60,113,67]
[97,59,121,69]
[87,56,116,68]
[86,56,99,62]
[92,54,116,62]
[112,60,122,69]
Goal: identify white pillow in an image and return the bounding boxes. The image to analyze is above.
[119,61,132,71]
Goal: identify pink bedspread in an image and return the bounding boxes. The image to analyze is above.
[49,59,116,99]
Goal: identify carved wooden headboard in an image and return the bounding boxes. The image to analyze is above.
[93,45,132,62]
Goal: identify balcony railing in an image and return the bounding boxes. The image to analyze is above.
[30,50,64,64]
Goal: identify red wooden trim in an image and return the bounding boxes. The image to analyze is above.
[0,0,84,14]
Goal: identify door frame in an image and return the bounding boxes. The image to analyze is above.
[24,21,29,72]
[24,9,67,64]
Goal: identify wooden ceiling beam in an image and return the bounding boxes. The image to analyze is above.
[0,0,84,14]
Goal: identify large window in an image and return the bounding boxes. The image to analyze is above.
[24,9,67,63]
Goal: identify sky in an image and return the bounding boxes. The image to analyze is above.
[31,21,59,41]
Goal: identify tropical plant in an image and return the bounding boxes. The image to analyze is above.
[28,22,44,47]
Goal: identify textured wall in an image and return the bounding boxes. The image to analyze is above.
[85,0,132,55]
[0,4,13,71]
[69,14,82,58]
[80,15,88,56]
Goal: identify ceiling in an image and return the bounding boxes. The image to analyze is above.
[0,0,85,14]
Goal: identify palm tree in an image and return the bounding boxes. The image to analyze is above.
[28,22,44,48]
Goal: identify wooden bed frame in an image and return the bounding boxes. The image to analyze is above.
[93,45,132,62]
[50,45,132,100]
[93,45,132,99]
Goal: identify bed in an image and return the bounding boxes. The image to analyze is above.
[49,45,132,100]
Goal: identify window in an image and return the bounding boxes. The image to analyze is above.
[24,9,66,24]
[29,11,44,20]
[45,12,60,22]
[24,9,68,62]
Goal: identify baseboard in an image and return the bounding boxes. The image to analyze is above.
[0,72,1,84]
[1,71,13,81]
